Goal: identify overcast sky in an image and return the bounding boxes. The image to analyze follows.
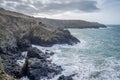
[0,0,120,24]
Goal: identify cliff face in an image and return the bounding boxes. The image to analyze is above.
[38,18,106,29]
[0,8,79,47]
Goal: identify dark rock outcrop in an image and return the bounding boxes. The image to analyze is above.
[27,47,62,80]
[27,58,62,80]
[24,28,80,47]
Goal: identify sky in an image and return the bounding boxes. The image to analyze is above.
[0,0,120,24]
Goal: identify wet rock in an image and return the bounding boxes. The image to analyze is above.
[27,58,62,80]
[45,50,54,58]
[58,74,76,80]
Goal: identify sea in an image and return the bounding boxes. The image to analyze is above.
[21,25,120,80]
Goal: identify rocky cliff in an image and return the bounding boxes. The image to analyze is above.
[0,8,79,80]
[0,8,79,47]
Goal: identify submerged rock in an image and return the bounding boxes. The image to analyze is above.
[58,74,76,80]
[58,75,73,80]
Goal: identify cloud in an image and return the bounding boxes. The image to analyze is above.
[0,0,99,15]
[36,0,99,13]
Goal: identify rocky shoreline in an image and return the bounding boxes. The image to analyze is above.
[0,8,107,80]
[0,8,79,80]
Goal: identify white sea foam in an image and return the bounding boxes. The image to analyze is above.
[17,59,26,67]
[48,39,87,50]
[31,42,120,80]
[32,45,46,53]
[51,52,120,80]
[22,51,28,57]
[32,44,62,54]
[20,77,29,80]
[17,52,27,67]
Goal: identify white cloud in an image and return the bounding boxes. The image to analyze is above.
[0,0,120,24]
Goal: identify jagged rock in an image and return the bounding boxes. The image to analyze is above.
[27,58,62,80]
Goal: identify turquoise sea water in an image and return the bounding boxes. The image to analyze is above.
[33,25,120,80]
